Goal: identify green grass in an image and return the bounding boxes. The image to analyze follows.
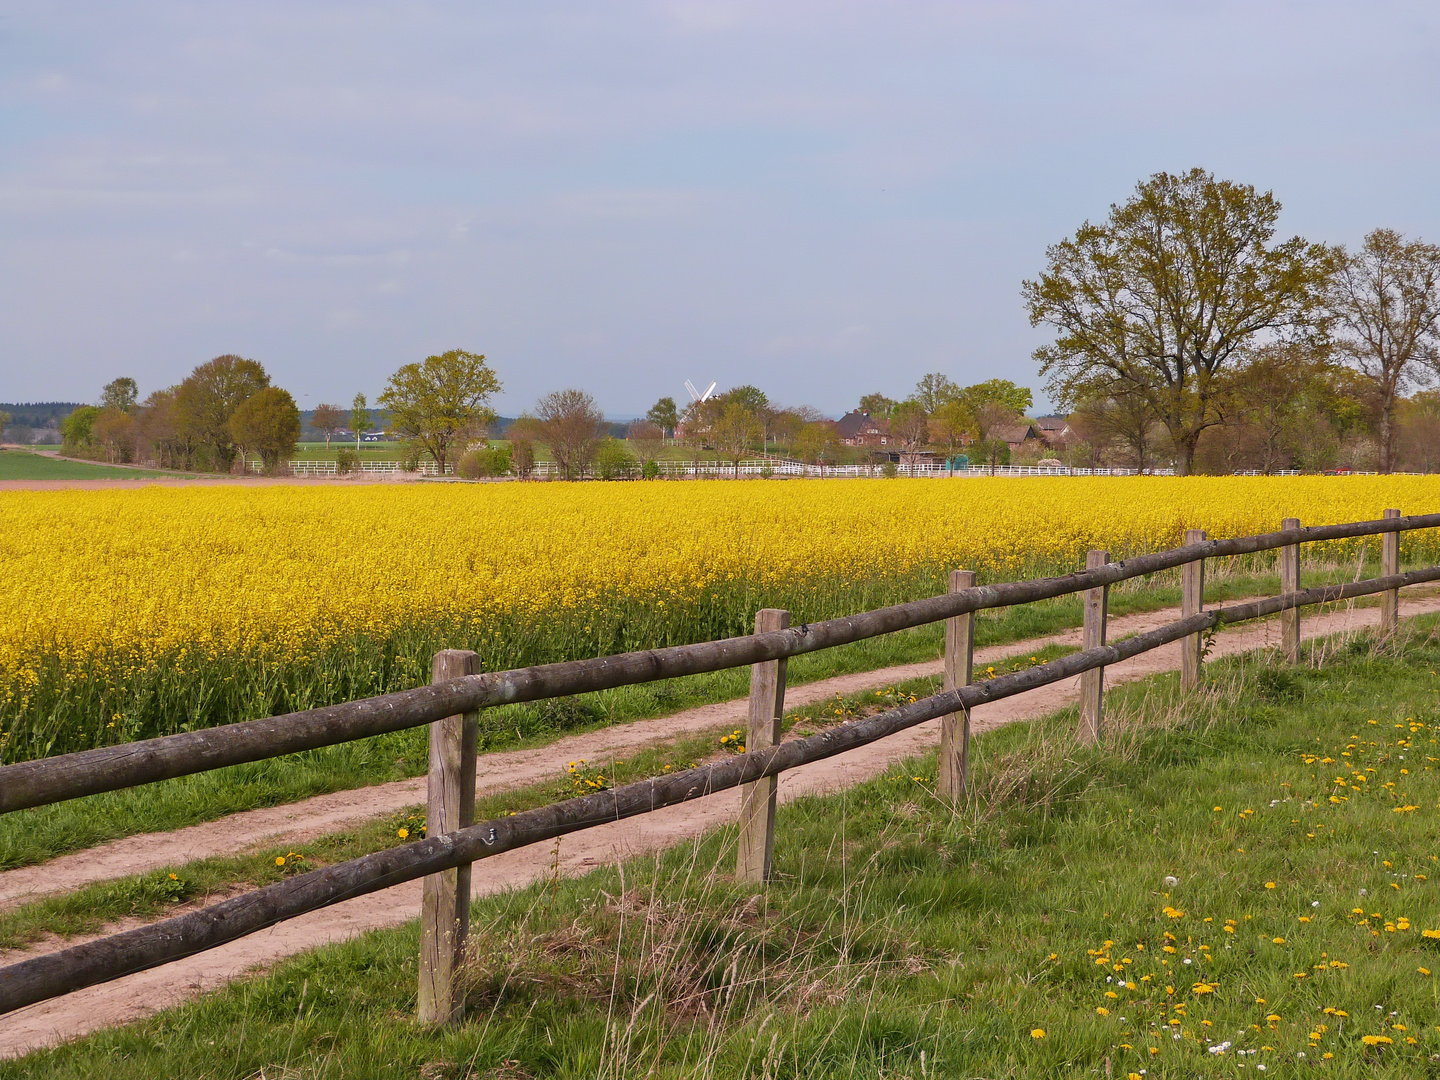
[11,617,1440,1077]
[0,567,1315,872]
[0,451,174,481]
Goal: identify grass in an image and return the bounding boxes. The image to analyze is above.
[10,616,1440,1077]
[0,565,1324,873]
[0,451,175,481]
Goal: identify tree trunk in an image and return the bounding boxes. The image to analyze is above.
[1379,401,1395,474]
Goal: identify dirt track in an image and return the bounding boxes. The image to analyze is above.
[0,595,1432,1058]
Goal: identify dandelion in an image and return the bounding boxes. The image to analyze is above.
[275,856,286,866]
[1030,1028,1046,1039]
[1095,1006,1110,1016]
[397,827,409,839]
[1361,1034,1393,1046]
[1264,881,1277,890]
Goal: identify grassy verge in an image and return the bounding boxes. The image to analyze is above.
[0,567,1401,873]
[12,617,1440,1077]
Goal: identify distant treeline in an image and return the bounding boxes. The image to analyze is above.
[0,403,81,429]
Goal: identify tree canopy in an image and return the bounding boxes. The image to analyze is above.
[174,355,271,469]
[228,387,301,470]
[378,350,501,473]
[1024,168,1333,474]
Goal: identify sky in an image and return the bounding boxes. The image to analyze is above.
[2,2,1438,418]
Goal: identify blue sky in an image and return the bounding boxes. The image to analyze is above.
[2,2,1437,417]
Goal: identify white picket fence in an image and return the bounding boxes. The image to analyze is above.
[248,459,453,477]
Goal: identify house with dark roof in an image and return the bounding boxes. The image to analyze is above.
[835,410,891,447]
[992,422,1042,451]
[1034,415,1071,447]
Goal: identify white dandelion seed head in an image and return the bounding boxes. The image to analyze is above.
[1164,875,1179,888]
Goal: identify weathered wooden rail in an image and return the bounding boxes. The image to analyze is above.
[0,511,1435,1022]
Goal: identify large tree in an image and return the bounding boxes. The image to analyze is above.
[646,397,678,440]
[174,355,271,469]
[534,388,606,479]
[959,379,1033,418]
[228,387,301,471]
[712,400,763,475]
[100,377,139,413]
[857,393,896,419]
[378,350,501,474]
[1328,228,1440,473]
[912,373,959,414]
[1023,168,1333,475]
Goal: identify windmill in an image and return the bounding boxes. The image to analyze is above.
[684,379,717,404]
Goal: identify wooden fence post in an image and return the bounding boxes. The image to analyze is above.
[1078,550,1110,743]
[1181,529,1206,692]
[1279,517,1301,663]
[1382,508,1401,635]
[737,609,789,883]
[938,570,976,802]
[418,649,480,1025]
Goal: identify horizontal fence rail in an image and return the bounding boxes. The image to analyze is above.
[3,565,1437,1015]
[3,513,1438,816]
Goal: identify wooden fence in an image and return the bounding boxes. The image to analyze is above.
[0,511,1436,1022]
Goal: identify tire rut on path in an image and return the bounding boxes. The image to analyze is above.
[0,602,1213,912]
[3,596,1435,1059]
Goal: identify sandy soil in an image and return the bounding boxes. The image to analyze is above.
[0,596,1432,1058]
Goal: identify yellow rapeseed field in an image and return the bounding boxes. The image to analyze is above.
[2,475,1439,758]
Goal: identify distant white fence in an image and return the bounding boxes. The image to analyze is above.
[250,457,1175,480]
[527,459,1175,479]
[249,459,453,477]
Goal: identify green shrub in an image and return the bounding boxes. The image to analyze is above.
[594,438,635,480]
[334,448,359,475]
[457,445,513,479]
[642,459,661,480]
[881,462,899,478]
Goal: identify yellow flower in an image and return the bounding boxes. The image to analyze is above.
[1423,929,1440,939]
[1361,1034,1393,1046]
[1420,967,1432,976]
[1272,937,1286,944]
[1096,1006,1110,1016]
[167,873,178,880]
[1264,881,1277,890]
[397,827,409,839]
[275,856,286,866]
[1192,982,1215,995]
[1030,1028,1046,1039]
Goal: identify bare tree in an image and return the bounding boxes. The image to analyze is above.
[627,420,664,466]
[535,388,606,479]
[889,400,930,474]
[1070,393,1162,473]
[1329,228,1440,473]
[311,403,345,448]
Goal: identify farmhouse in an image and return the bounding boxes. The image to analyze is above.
[835,410,890,447]
[991,421,1042,451]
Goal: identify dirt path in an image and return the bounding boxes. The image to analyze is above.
[0,601,1234,911]
[0,596,1433,1058]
